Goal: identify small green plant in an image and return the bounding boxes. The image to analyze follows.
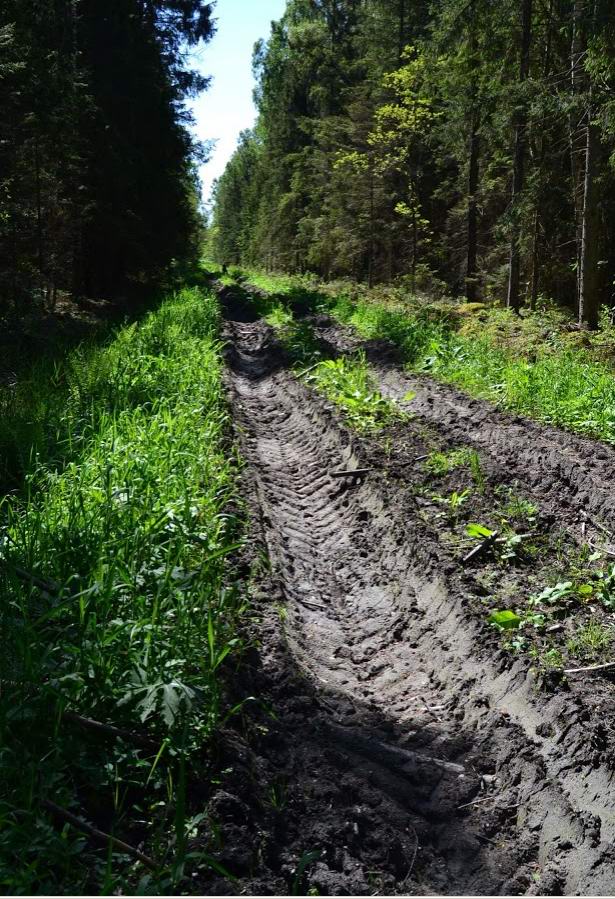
[307,353,399,431]
[266,780,288,811]
[489,609,522,630]
[529,645,564,673]
[467,449,485,494]
[424,447,470,476]
[497,487,538,524]
[424,446,484,492]
[595,563,615,609]
[445,488,470,513]
[567,619,614,663]
[291,850,322,896]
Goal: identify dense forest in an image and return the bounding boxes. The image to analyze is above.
[211,0,615,327]
[0,0,213,314]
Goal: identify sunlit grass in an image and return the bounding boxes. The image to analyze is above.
[306,353,400,432]
[0,287,245,893]
[234,267,615,446]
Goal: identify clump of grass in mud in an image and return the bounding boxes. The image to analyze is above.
[487,554,615,674]
[425,446,485,493]
[305,353,400,432]
[0,288,246,894]
[567,619,614,664]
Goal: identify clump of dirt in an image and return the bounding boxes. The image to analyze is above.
[201,286,615,896]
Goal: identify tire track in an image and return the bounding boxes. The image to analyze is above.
[221,300,615,895]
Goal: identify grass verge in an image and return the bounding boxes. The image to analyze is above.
[0,287,245,894]
[226,265,615,445]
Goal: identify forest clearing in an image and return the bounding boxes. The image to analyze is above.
[6,0,615,895]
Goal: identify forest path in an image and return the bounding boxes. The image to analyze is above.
[217,290,615,896]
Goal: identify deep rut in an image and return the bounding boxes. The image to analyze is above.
[220,305,615,896]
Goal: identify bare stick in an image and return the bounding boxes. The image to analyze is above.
[4,563,60,594]
[580,510,612,538]
[297,362,322,378]
[62,710,158,750]
[458,795,499,810]
[41,800,157,869]
[462,531,499,565]
[564,660,615,674]
[297,598,327,611]
[330,468,372,479]
[494,532,534,544]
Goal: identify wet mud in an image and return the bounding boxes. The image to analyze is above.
[203,286,615,896]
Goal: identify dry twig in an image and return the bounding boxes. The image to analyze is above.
[330,467,372,479]
[564,660,615,674]
[41,799,156,869]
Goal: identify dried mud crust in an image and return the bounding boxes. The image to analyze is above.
[210,292,615,896]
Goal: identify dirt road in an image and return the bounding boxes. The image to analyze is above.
[210,286,615,896]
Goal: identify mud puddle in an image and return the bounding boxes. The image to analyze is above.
[204,286,615,896]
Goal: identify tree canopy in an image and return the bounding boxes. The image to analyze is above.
[0,0,214,314]
[211,0,615,326]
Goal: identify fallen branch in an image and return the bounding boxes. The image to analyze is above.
[2,563,60,595]
[580,510,612,538]
[587,536,615,558]
[330,467,372,479]
[462,530,499,565]
[41,799,157,869]
[297,598,327,611]
[495,532,534,543]
[62,710,159,750]
[458,795,499,810]
[297,361,322,379]
[564,660,615,675]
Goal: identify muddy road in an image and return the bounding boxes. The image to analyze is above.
[209,287,615,896]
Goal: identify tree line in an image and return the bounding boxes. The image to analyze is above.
[210,0,615,327]
[0,1,213,317]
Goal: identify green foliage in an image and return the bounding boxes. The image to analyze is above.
[0,288,245,892]
[567,620,614,663]
[424,446,483,490]
[306,353,399,432]
[489,610,522,630]
[0,1,212,312]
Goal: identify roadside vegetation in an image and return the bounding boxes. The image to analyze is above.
[0,287,245,894]
[231,267,615,446]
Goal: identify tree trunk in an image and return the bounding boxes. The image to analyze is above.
[570,0,585,314]
[506,0,533,312]
[578,99,601,328]
[578,0,602,328]
[466,23,480,302]
[368,159,375,288]
[398,0,406,61]
[529,0,554,309]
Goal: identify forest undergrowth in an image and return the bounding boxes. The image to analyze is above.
[227,266,615,446]
[0,287,245,894]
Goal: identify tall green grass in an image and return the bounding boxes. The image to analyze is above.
[0,287,245,893]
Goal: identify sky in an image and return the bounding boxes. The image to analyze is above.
[188,0,287,209]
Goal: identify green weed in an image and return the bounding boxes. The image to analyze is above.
[306,353,399,432]
[238,269,615,447]
[567,620,614,663]
[424,446,484,492]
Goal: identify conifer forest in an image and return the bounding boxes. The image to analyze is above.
[7,1,615,895]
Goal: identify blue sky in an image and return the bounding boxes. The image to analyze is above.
[188,0,287,207]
